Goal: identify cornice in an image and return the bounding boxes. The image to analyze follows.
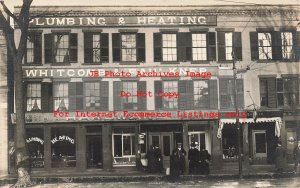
[14,5,300,17]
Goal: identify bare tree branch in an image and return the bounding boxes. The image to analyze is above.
[18,0,33,27]
[0,1,18,22]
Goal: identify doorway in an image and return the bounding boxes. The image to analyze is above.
[149,132,173,168]
[252,130,267,159]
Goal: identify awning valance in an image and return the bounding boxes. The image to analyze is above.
[217,117,282,139]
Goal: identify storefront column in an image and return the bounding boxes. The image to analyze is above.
[280,121,287,151]
[102,124,112,170]
[44,126,51,170]
[210,120,223,171]
[76,126,85,171]
[182,122,189,174]
[134,124,140,169]
[242,123,250,168]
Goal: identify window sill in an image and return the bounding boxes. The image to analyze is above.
[50,63,72,66]
[23,63,43,66]
[191,61,212,64]
[118,62,143,65]
[160,61,180,65]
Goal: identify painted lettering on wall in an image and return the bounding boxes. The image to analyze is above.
[29,16,217,27]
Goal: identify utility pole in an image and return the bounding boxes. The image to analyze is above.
[232,53,243,179]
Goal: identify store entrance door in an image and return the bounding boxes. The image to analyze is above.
[253,130,267,159]
[149,132,173,168]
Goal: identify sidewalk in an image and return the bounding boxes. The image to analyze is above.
[1,165,299,186]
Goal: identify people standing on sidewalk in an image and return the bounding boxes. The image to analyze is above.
[293,140,300,174]
[275,140,286,174]
[199,146,211,175]
[153,145,163,173]
[170,143,186,179]
[188,142,199,174]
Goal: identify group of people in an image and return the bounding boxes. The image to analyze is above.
[275,140,300,174]
[188,142,211,175]
[145,142,211,177]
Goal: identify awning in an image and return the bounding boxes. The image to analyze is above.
[217,117,282,139]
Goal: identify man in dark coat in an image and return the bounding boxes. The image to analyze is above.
[170,142,186,178]
[188,142,199,174]
[293,140,300,173]
[275,141,286,173]
[153,145,163,173]
[146,145,155,173]
[199,146,211,175]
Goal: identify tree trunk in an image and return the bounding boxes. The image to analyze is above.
[11,55,34,188]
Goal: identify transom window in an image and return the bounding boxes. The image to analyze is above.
[121,34,136,61]
[53,83,69,111]
[26,83,41,111]
[163,81,178,109]
[192,33,207,61]
[194,80,209,108]
[85,82,100,111]
[281,32,294,59]
[162,34,177,61]
[54,34,69,63]
[225,32,233,60]
[92,34,101,63]
[258,33,272,60]
[122,82,138,110]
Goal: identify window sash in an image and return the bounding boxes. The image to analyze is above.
[54,35,69,63]
[225,32,233,60]
[258,33,272,60]
[26,37,34,63]
[121,34,137,61]
[162,81,178,109]
[122,82,138,110]
[192,33,207,61]
[92,34,101,63]
[281,32,294,60]
[193,80,209,108]
[85,82,101,111]
[53,83,69,111]
[162,34,177,61]
[26,83,41,111]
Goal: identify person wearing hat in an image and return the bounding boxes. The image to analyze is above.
[188,142,200,174]
[170,142,186,179]
[275,140,286,174]
[293,140,300,173]
[199,146,211,175]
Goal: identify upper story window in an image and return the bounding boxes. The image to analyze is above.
[250,30,300,61]
[281,32,294,60]
[217,31,242,61]
[154,32,216,63]
[192,33,207,61]
[121,34,137,61]
[258,32,272,60]
[85,82,101,111]
[26,83,41,112]
[122,82,138,110]
[193,80,209,108]
[84,32,109,64]
[53,83,69,111]
[277,78,299,107]
[219,79,244,109]
[25,33,42,64]
[162,81,178,109]
[112,33,145,63]
[162,34,177,61]
[45,33,77,64]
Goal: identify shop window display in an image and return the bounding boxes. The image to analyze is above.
[26,128,44,168]
[51,127,76,168]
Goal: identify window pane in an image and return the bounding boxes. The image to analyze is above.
[26,36,34,63]
[162,34,177,61]
[192,33,207,61]
[225,33,233,60]
[26,128,44,168]
[26,83,41,111]
[53,83,69,111]
[194,80,209,108]
[51,127,76,168]
[85,82,101,110]
[93,34,101,63]
[122,82,138,110]
[162,81,178,109]
[258,33,272,60]
[281,32,294,59]
[121,34,137,61]
[54,35,69,63]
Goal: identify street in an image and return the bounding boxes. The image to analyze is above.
[1,177,300,188]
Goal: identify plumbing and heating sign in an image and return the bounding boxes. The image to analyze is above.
[29,15,217,27]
